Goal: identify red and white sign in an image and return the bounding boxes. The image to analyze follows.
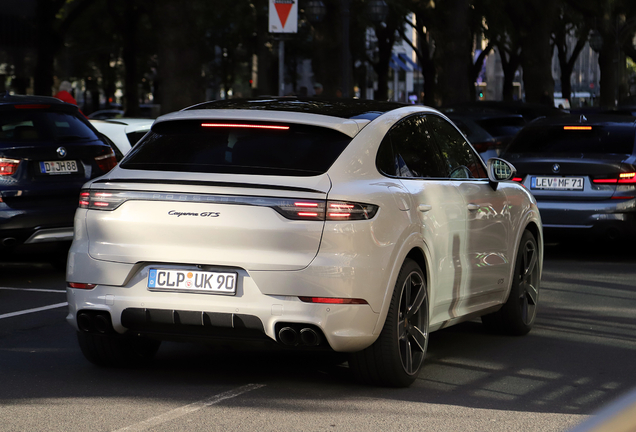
[269,0,297,33]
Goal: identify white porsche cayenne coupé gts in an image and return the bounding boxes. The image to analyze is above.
[66,99,542,387]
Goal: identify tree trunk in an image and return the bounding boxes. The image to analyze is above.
[153,1,204,114]
[518,0,558,106]
[431,0,472,105]
[598,45,618,108]
[121,3,140,116]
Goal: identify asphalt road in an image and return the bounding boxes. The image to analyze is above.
[1,240,635,432]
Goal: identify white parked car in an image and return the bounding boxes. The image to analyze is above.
[90,118,154,157]
[67,99,543,387]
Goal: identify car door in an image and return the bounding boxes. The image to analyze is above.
[377,114,466,326]
[427,115,513,315]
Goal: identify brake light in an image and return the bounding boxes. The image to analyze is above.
[0,158,20,176]
[67,282,96,289]
[201,123,290,130]
[95,150,117,173]
[298,297,368,305]
[14,104,50,109]
[78,189,127,210]
[563,126,592,130]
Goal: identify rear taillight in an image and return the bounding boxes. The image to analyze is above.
[0,158,20,176]
[78,189,127,210]
[272,200,378,221]
[592,172,636,184]
[95,150,117,173]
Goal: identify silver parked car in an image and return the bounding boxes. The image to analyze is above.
[66,99,543,387]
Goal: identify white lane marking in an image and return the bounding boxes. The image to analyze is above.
[113,383,266,432]
[0,302,68,320]
[0,287,66,294]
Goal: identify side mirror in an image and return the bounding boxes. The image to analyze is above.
[487,158,517,190]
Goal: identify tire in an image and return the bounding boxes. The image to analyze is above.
[77,331,161,367]
[349,258,429,387]
[482,230,540,335]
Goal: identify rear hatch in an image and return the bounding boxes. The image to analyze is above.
[82,117,355,271]
[503,121,636,201]
[0,104,116,207]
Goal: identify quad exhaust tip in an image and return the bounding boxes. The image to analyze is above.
[278,325,322,347]
[77,311,114,334]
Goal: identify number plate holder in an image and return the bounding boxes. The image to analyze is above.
[147,269,237,295]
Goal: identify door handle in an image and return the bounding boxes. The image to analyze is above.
[418,204,432,212]
[467,203,480,211]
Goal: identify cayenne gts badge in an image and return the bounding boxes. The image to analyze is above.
[57,147,67,158]
[168,210,220,218]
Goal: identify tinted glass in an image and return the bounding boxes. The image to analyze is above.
[120,120,352,176]
[476,117,525,138]
[377,115,446,178]
[427,115,487,179]
[0,111,98,143]
[506,124,636,155]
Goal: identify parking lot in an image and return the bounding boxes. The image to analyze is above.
[1,240,634,431]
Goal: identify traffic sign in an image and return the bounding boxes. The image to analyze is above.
[269,0,297,33]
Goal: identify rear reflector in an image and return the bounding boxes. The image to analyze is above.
[512,177,523,182]
[298,296,368,305]
[67,282,96,290]
[563,126,592,130]
[0,158,20,176]
[201,123,289,130]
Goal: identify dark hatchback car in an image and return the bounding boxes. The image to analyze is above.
[0,94,117,264]
[502,115,636,241]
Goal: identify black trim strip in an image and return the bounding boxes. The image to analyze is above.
[93,178,326,194]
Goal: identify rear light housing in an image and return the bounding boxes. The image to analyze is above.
[79,190,128,210]
[592,172,636,184]
[272,199,378,221]
[78,189,380,221]
[95,149,117,173]
[0,158,20,176]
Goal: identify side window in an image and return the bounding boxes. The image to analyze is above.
[427,115,488,179]
[376,115,446,178]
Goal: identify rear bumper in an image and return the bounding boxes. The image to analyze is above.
[66,261,381,352]
[537,199,636,237]
[0,199,77,248]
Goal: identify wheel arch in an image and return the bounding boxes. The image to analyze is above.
[372,239,431,336]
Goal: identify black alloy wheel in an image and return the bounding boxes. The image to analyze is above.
[350,258,429,387]
[482,230,540,335]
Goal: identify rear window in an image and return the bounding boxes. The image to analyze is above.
[120,120,352,176]
[506,124,636,155]
[477,117,525,138]
[0,110,98,143]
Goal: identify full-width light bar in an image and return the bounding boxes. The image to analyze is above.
[563,126,592,130]
[201,123,289,130]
